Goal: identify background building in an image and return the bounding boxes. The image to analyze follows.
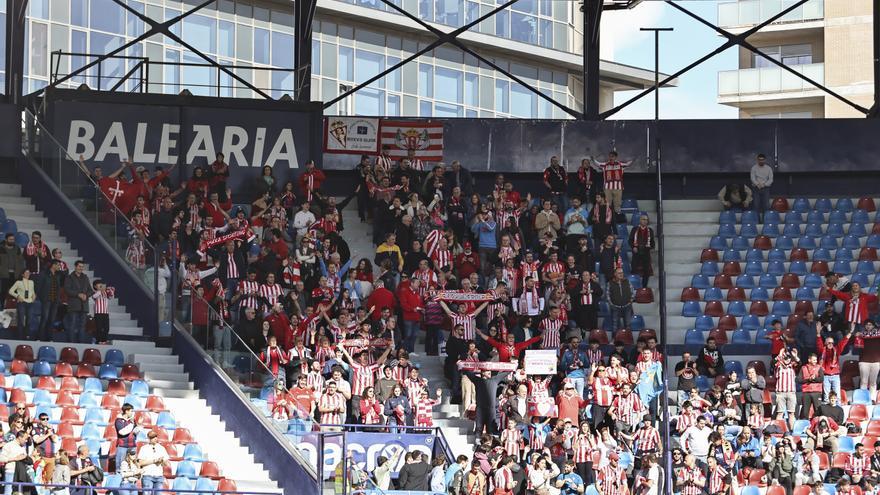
[11,0,665,118]
[716,0,873,118]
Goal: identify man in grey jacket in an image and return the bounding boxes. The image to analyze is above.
[397,450,431,491]
[0,233,24,302]
[741,366,767,420]
[63,260,93,343]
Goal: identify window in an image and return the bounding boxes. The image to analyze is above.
[511,13,537,43]
[435,67,461,103]
[30,0,48,20]
[355,50,384,88]
[126,1,143,37]
[435,0,461,26]
[510,82,536,118]
[495,10,508,37]
[538,19,552,48]
[387,94,400,116]
[219,21,234,58]
[419,99,432,116]
[271,32,294,96]
[434,102,462,117]
[418,64,432,98]
[495,79,508,113]
[165,8,181,46]
[182,51,214,96]
[254,28,270,64]
[183,14,216,54]
[165,49,179,94]
[91,32,123,89]
[30,22,48,78]
[464,73,477,106]
[355,88,384,115]
[90,0,124,34]
[338,46,353,81]
[71,0,87,27]
[71,29,87,84]
[311,40,320,75]
[419,0,433,22]
[753,44,812,67]
[236,24,252,61]
[386,55,400,91]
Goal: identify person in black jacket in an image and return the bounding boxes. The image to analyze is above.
[461,369,511,435]
[569,270,603,331]
[397,450,431,491]
[444,325,469,401]
[35,260,64,341]
[697,337,725,378]
[214,240,248,295]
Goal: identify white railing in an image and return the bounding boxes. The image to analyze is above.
[717,0,823,28]
[718,63,824,96]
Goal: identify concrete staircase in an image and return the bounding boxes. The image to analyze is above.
[0,183,280,493]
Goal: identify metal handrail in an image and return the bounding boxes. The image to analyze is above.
[0,480,280,495]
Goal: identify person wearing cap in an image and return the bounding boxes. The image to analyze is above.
[556,380,588,427]
[117,448,142,495]
[137,431,168,493]
[598,451,627,495]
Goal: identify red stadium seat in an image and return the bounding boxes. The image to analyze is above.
[833,452,851,469]
[680,287,701,302]
[54,362,73,377]
[863,435,879,449]
[748,468,767,486]
[36,376,57,392]
[589,329,609,345]
[60,407,80,424]
[0,404,8,422]
[217,479,237,491]
[81,348,102,366]
[172,428,194,444]
[704,301,724,317]
[811,261,829,275]
[713,274,733,289]
[747,360,767,376]
[780,274,800,289]
[14,345,35,362]
[717,315,737,332]
[163,442,182,462]
[708,328,728,345]
[794,300,814,315]
[874,223,880,235]
[789,248,808,262]
[722,261,742,276]
[61,438,78,453]
[101,393,121,409]
[727,287,746,301]
[749,301,769,316]
[859,247,878,261]
[840,389,849,405]
[152,427,170,442]
[635,288,654,303]
[121,364,140,381]
[700,249,719,262]
[766,486,786,495]
[55,390,76,407]
[753,236,772,250]
[769,419,787,433]
[772,197,789,213]
[858,197,876,212]
[59,377,82,393]
[106,379,127,396]
[75,364,96,378]
[163,464,173,479]
[200,461,222,479]
[816,451,830,470]
[785,316,801,331]
[849,404,869,422]
[772,287,792,301]
[8,388,26,404]
[145,396,167,412]
[817,287,832,301]
[10,359,29,374]
[103,424,117,441]
[58,347,80,364]
[56,422,75,438]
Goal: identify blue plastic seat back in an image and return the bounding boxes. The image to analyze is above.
[727,301,747,317]
[32,360,52,376]
[765,211,781,224]
[741,315,760,331]
[750,287,770,301]
[719,211,736,224]
[98,363,119,380]
[834,248,852,262]
[852,273,870,288]
[868,234,880,249]
[81,422,102,440]
[722,249,742,262]
[741,211,758,224]
[32,389,53,406]
[83,407,107,425]
[775,236,793,250]
[710,236,727,250]
[0,343,11,362]
[746,248,763,262]
[852,389,872,405]
[684,329,704,346]
[758,274,778,289]
[828,210,847,224]
[739,224,758,238]
[156,411,177,429]
[83,377,103,394]
[812,248,831,262]
[701,261,719,276]
[172,476,196,489]
[813,198,832,213]
[836,198,855,212]
[853,209,870,223]
[803,274,823,288]
[848,224,867,238]
[14,231,27,248]
[104,349,125,367]
[768,249,786,262]
[130,380,150,397]
[630,315,645,331]
[784,211,803,225]
[806,211,824,224]
[103,475,122,489]
[183,444,206,462]
[78,392,99,408]
[682,301,702,317]
[782,224,801,237]
[761,223,780,238]
[735,275,755,288]
[731,329,751,344]
[745,261,763,276]
[789,261,807,275]
[3,219,18,235]
[695,315,714,330]
[795,287,815,300]
[691,274,710,289]
[123,394,145,410]
[826,223,845,237]
[718,223,737,238]
[12,374,33,390]
[704,288,723,301]
[766,261,785,276]
[771,301,792,316]
[37,346,57,364]
[798,236,817,249]
[820,235,839,249]
[832,260,852,275]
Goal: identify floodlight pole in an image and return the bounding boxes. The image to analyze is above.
[582,0,603,120]
[640,27,673,120]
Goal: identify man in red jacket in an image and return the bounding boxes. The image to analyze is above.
[474,328,542,362]
[299,160,326,203]
[366,279,397,320]
[454,241,481,280]
[266,303,294,350]
[817,331,850,401]
[398,277,424,354]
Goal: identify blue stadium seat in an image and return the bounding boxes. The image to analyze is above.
[33,405,53,421]
[98,364,119,380]
[755,327,772,344]
[782,224,801,237]
[37,346,57,364]
[710,236,727,250]
[123,394,145,410]
[78,393,99,408]
[741,315,760,331]
[849,224,868,238]
[695,375,711,393]
[789,260,807,275]
[183,443,206,462]
[172,476,196,490]
[749,285,776,301]
[700,261,719,277]
[259,386,274,401]
[835,248,853,262]
[599,302,610,318]
[719,211,736,224]
[836,198,855,212]
[868,234,880,249]
[157,411,177,429]
[32,360,52,377]
[838,435,856,453]
[2,219,17,235]
[820,236,839,249]
[618,451,633,469]
[732,236,751,250]
[617,224,629,239]
[718,223,736,238]
[739,224,758,238]
[130,380,150,397]
[722,249,741,262]
[816,301,828,314]
[872,407,880,420]
[195,478,217,493]
[691,274,711,289]
[621,198,639,211]
[784,211,803,225]
[792,420,810,436]
[104,349,125,367]
[766,261,785,276]
[176,460,199,479]
[764,315,784,328]
[84,407,107,426]
[0,343,11,362]
[85,439,101,464]
[832,260,852,275]
[32,389,52,406]
[14,232,27,248]
[585,485,600,495]
[761,223,780,238]
[727,301,747,317]
[798,236,817,249]
[857,260,875,274]
[630,315,645,331]
[795,287,816,300]
[765,211,781,224]
[724,360,744,377]
[843,235,862,250]
[768,248,786,262]
[0,360,5,373]
[852,274,870,288]
[771,301,792,316]
[775,236,793,250]
[83,377,103,395]
[103,475,122,490]
[746,248,764,262]
[744,261,763,276]
[829,210,847,224]
[803,274,823,288]
[806,211,824,224]
[735,275,755,289]
[812,248,831,262]
[804,223,823,237]
[813,198,832,213]
[704,288,723,301]
[741,211,758,224]
[81,423,101,440]
[758,274,778,289]
[695,315,714,331]
[628,275,642,289]
[853,209,870,224]
[825,483,838,495]
[791,198,810,213]
[731,329,751,344]
[826,223,845,237]
[12,374,32,390]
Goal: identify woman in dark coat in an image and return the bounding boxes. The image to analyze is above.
[628,213,655,288]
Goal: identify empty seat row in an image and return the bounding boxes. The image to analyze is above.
[686,285,835,302]
[709,233,880,251]
[0,344,125,366]
[703,247,880,263]
[720,208,877,225]
[0,360,140,380]
[773,197,874,214]
[682,299,818,317]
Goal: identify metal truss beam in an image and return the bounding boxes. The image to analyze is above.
[583,0,602,120]
[5,0,27,103]
[294,0,317,102]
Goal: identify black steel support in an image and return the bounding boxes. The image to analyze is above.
[5,0,27,103]
[294,0,317,102]
[871,0,880,117]
[582,0,602,120]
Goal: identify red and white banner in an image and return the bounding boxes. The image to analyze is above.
[527,397,558,418]
[431,290,497,303]
[457,360,518,372]
[198,228,255,254]
[379,120,443,161]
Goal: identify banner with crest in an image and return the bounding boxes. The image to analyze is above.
[379,120,444,161]
[323,117,380,154]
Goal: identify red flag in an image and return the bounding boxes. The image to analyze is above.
[98,177,139,214]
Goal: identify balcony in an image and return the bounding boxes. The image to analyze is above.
[718,63,824,97]
[718,0,824,28]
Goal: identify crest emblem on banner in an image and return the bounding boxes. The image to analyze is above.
[328,120,348,147]
[396,128,431,152]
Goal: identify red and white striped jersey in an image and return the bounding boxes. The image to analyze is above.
[633,425,661,453]
[846,454,870,477]
[599,464,628,495]
[307,371,325,395]
[529,377,552,400]
[599,161,628,190]
[414,398,438,427]
[493,467,515,492]
[412,269,438,296]
[391,364,413,385]
[500,428,524,461]
[676,410,698,433]
[587,348,605,366]
[578,282,594,305]
[529,423,549,451]
[405,377,428,406]
[375,155,394,176]
[126,239,146,269]
[225,253,240,279]
[607,366,630,388]
[520,261,541,287]
[318,392,346,425]
[409,158,425,171]
[282,263,301,285]
[775,358,797,393]
[707,465,728,495]
[238,280,261,309]
[260,283,283,310]
[91,290,113,315]
[573,432,597,463]
[592,377,615,407]
[542,261,565,280]
[186,204,201,227]
[611,393,644,427]
[502,267,520,295]
[451,313,477,341]
[349,362,380,396]
[539,317,564,349]
[431,249,452,271]
[747,414,766,432]
[676,466,705,495]
[498,246,516,265]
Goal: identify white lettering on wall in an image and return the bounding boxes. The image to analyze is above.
[94,122,130,162]
[67,120,96,159]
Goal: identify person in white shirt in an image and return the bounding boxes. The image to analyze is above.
[0,431,29,495]
[137,431,169,492]
[679,415,712,462]
[293,202,317,239]
[749,153,774,223]
[635,453,660,495]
